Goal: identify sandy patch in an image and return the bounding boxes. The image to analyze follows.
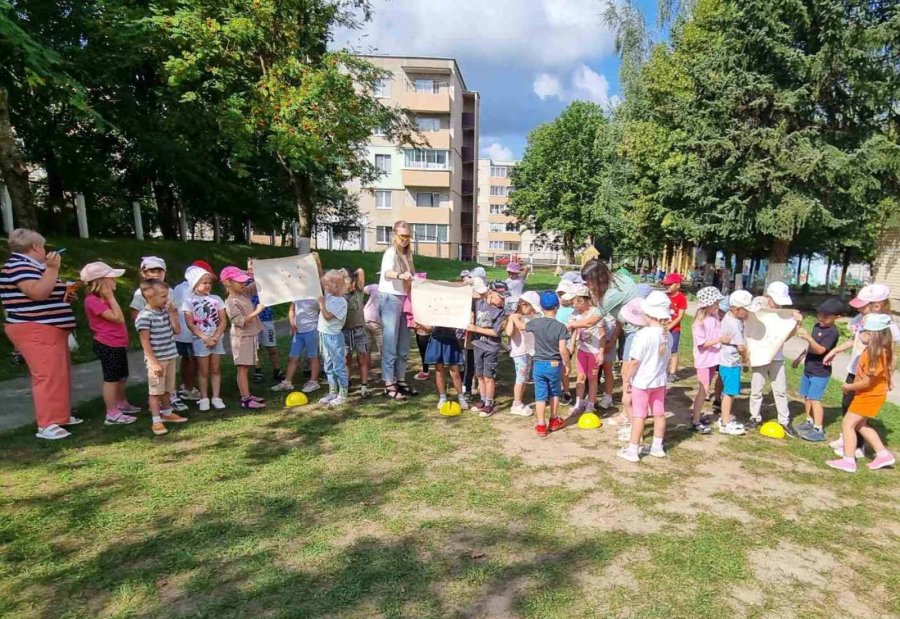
[569,492,663,535]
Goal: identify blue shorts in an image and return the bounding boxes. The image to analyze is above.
[513,354,532,385]
[192,337,225,357]
[176,341,195,358]
[670,330,682,353]
[800,374,829,402]
[532,359,562,402]
[289,329,319,360]
[719,365,742,397]
[424,337,464,366]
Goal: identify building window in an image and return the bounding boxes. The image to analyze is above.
[404,149,449,170]
[416,116,442,132]
[412,223,448,243]
[490,185,511,197]
[375,190,392,210]
[506,222,520,232]
[415,192,441,207]
[376,226,392,244]
[489,223,505,232]
[414,79,440,93]
[373,125,386,136]
[375,154,391,172]
[374,77,391,98]
[489,204,505,215]
[491,166,509,178]
[489,241,520,251]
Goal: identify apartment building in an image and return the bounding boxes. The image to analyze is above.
[314,55,479,259]
[476,159,546,263]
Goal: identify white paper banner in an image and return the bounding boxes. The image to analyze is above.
[411,279,473,330]
[745,308,798,368]
[252,255,322,306]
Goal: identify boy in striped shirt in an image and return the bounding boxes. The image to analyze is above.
[135,280,188,435]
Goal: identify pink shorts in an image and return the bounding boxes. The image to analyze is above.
[696,366,718,390]
[631,386,666,419]
[576,349,600,377]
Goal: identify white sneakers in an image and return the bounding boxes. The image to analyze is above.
[598,394,614,409]
[510,403,534,417]
[717,419,746,435]
[198,398,210,412]
[301,380,320,393]
[617,447,640,463]
[211,398,226,410]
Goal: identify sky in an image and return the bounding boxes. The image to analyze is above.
[334,0,659,161]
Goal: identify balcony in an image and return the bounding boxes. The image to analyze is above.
[461,146,474,163]
[400,91,451,113]
[462,113,475,130]
[461,178,474,195]
[420,129,451,150]
[402,168,451,188]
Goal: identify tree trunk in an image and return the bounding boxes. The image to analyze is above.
[824,257,832,292]
[152,180,178,239]
[805,253,812,283]
[796,255,804,283]
[0,85,38,229]
[766,238,791,285]
[839,249,852,294]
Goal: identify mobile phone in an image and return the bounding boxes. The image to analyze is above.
[55,248,66,254]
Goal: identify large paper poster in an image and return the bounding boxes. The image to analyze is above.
[411,279,473,330]
[744,308,798,368]
[252,255,321,307]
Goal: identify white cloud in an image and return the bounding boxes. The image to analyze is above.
[481,141,515,161]
[533,64,616,108]
[334,0,614,69]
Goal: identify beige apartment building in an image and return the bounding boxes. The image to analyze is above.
[314,55,479,259]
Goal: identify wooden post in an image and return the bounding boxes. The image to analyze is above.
[0,183,13,233]
[178,207,188,241]
[75,193,89,238]
[132,201,144,240]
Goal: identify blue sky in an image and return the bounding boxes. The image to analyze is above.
[336,0,660,161]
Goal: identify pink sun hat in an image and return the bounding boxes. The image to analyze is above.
[619,298,647,327]
[506,262,522,274]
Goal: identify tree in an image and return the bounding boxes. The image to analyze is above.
[508,101,615,263]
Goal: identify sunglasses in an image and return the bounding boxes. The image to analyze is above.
[397,234,411,241]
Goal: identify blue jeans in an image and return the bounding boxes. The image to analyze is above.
[320,332,348,390]
[379,293,410,384]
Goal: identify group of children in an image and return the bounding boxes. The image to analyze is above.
[76,252,897,472]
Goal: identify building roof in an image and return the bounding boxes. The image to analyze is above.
[357,54,473,92]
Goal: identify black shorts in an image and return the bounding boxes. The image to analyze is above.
[473,348,499,379]
[93,341,130,383]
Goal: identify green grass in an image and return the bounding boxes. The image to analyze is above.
[1,308,899,618]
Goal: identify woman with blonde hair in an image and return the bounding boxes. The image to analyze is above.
[378,220,418,400]
[0,229,78,439]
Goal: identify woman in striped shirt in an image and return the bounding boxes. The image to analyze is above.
[1,229,78,440]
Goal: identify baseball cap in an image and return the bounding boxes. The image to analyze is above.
[459,269,471,279]
[80,262,125,283]
[556,279,578,295]
[520,291,541,311]
[506,262,522,274]
[470,266,486,279]
[766,281,793,306]
[561,271,584,284]
[849,283,890,309]
[640,290,672,320]
[192,260,214,275]
[561,283,591,301]
[489,280,511,297]
[186,265,214,291]
[619,298,647,327]
[472,277,488,295]
[540,290,560,310]
[863,313,892,332]
[729,290,761,312]
[140,256,166,271]
[661,273,684,285]
[817,298,844,316]
[220,266,252,284]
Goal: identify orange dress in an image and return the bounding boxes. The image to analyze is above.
[848,351,889,418]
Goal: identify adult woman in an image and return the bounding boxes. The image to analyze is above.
[378,220,417,400]
[1,229,78,439]
[581,258,638,320]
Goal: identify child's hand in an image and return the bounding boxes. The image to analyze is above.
[466,323,477,332]
[624,382,632,394]
[202,335,216,347]
[823,350,836,366]
[719,334,732,345]
[317,296,325,306]
[150,361,163,377]
[595,351,603,365]
[841,383,853,394]
[793,311,803,323]
[791,357,801,369]
[796,327,809,341]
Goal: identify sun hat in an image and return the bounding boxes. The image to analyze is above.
[561,271,584,284]
[472,277,488,295]
[765,281,793,306]
[140,256,166,271]
[220,266,251,284]
[697,286,725,309]
[520,291,541,311]
[640,290,672,320]
[635,284,653,299]
[849,283,890,309]
[192,260,214,274]
[863,313,892,332]
[506,262,522,274]
[619,298,647,327]
[817,298,844,316]
[80,262,125,283]
[561,283,591,301]
[661,273,684,285]
[540,291,560,310]
[729,290,761,312]
[556,279,578,295]
[489,280,511,297]
[459,269,471,279]
[186,265,214,291]
[470,266,487,279]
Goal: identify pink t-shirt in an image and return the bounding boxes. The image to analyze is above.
[84,295,129,348]
[692,314,721,369]
[363,284,380,324]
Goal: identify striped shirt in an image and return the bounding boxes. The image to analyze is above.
[134,307,178,361]
[0,253,76,329]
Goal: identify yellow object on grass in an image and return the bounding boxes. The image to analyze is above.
[577,412,602,429]
[439,401,462,417]
[760,420,785,439]
[285,392,308,408]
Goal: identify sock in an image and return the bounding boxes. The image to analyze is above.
[652,437,664,450]
[152,415,162,424]
[485,398,493,406]
[106,408,119,418]
[585,402,595,411]
[877,449,891,457]
[438,395,447,403]
[339,387,348,397]
[575,396,582,406]
[513,400,523,407]
[161,408,172,416]
[814,425,822,431]
[628,442,640,454]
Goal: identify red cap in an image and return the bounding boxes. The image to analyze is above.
[192,260,214,274]
[662,273,684,285]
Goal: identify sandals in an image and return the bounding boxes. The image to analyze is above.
[384,384,407,401]
[61,416,83,426]
[397,382,419,397]
[35,424,71,440]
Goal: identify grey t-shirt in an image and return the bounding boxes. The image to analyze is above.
[472,299,506,352]
[526,317,570,361]
[719,312,745,367]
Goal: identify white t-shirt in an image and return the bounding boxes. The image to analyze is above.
[629,325,672,390]
[378,247,411,296]
[317,295,347,335]
[572,307,604,354]
[180,293,225,338]
[129,288,146,313]
[171,281,193,343]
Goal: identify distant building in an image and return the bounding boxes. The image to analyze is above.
[314,55,479,259]
[873,226,900,313]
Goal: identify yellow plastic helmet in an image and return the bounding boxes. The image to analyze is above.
[577,412,602,430]
[285,391,308,408]
[439,400,462,417]
[760,420,785,439]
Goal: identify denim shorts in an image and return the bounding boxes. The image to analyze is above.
[800,374,829,402]
[719,365,742,396]
[289,329,319,360]
[192,337,225,358]
[513,354,532,385]
[533,359,562,402]
[425,337,464,366]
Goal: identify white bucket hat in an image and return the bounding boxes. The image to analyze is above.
[640,290,672,320]
[765,281,793,306]
[729,290,761,312]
